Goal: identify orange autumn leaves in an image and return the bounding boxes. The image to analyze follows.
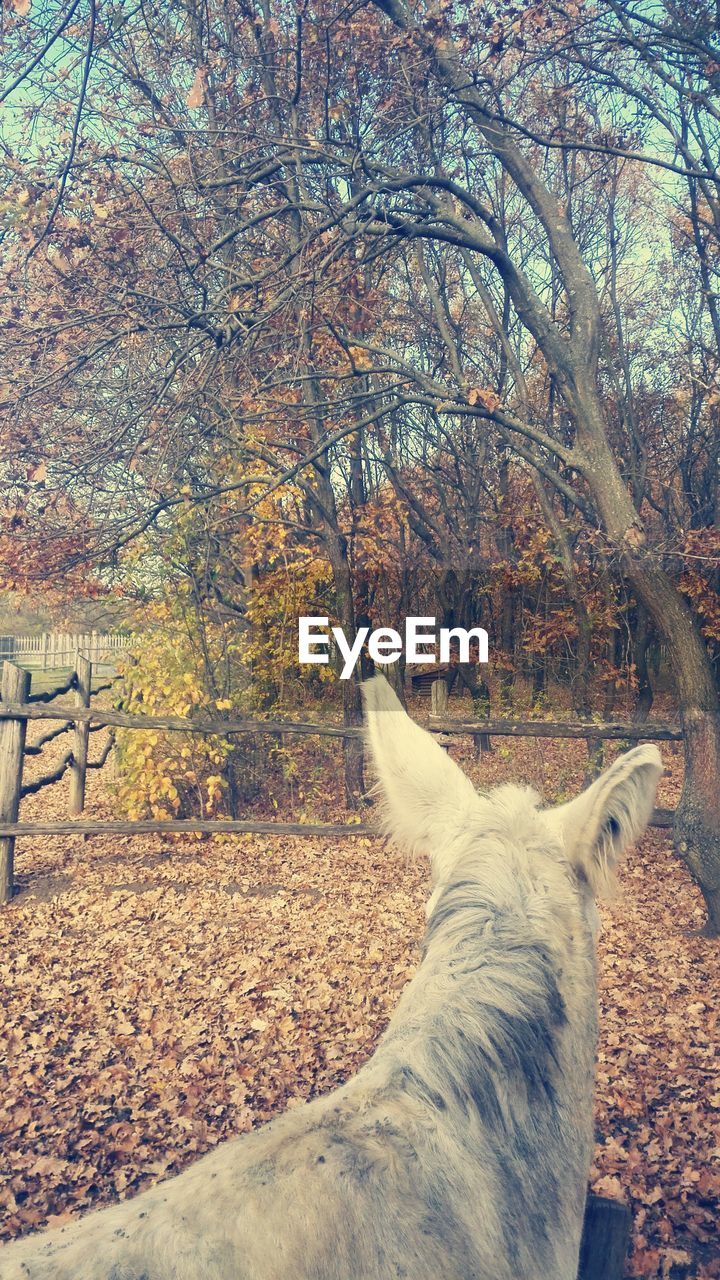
[2,730,719,1275]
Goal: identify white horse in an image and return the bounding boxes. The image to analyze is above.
[0,675,661,1280]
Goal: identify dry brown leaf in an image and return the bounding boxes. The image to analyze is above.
[186,68,206,109]
[2,724,718,1280]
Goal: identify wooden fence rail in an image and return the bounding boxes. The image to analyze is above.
[0,811,676,838]
[0,701,684,741]
[28,672,77,703]
[0,818,374,837]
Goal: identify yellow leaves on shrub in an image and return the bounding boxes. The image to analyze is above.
[244,553,333,697]
[115,624,233,821]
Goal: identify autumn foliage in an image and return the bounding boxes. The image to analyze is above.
[1,0,720,1275]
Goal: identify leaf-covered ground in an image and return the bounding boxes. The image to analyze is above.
[1,724,718,1279]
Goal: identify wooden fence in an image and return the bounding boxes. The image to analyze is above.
[0,657,120,901]
[0,631,129,670]
[0,658,680,903]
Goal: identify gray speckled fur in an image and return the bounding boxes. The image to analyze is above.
[0,676,662,1280]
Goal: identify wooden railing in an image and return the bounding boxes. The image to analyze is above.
[0,659,119,901]
[0,658,679,903]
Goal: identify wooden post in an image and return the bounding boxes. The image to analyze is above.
[430,678,449,719]
[0,662,30,904]
[577,1194,631,1280]
[41,632,49,671]
[69,653,91,816]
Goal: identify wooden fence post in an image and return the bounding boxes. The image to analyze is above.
[69,653,91,816]
[430,678,449,719]
[0,661,30,904]
[577,1193,631,1280]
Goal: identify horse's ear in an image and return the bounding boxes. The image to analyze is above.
[549,745,663,896]
[362,675,480,863]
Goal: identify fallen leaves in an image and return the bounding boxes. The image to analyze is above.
[589,825,720,1278]
[0,719,718,1278]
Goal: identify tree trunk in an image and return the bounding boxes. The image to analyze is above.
[632,602,654,723]
[602,628,620,722]
[531,656,546,707]
[582,448,720,932]
[530,469,594,722]
[498,456,517,711]
[674,707,720,935]
[573,603,593,718]
[620,556,720,934]
[450,663,492,754]
[329,548,365,807]
[571,398,720,933]
[586,585,620,780]
[499,594,515,711]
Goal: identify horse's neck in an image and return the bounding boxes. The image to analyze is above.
[369,864,590,1104]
